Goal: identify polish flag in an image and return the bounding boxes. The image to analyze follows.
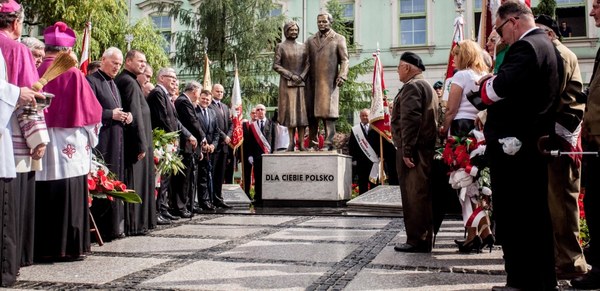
[79,22,91,75]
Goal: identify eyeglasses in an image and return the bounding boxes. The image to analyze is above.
[495,16,519,38]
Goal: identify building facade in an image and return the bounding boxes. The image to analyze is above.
[130,0,599,92]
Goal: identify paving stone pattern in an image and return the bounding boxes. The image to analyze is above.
[11,214,577,290]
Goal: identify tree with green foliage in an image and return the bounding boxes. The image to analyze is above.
[21,0,169,74]
[325,0,372,133]
[167,0,284,108]
[532,0,557,17]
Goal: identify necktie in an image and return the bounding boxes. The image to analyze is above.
[203,108,208,122]
[364,124,368,134]
[260,120,264,132]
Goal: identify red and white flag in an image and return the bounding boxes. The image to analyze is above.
[442,15,464,102]
[79,21,91,75]
[369,51,391,143]
[477,0,529,47]
[229,66,244,152]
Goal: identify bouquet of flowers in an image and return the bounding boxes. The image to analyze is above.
[152,128,185,176]
[437,129,492,211]
[88,156,141,204]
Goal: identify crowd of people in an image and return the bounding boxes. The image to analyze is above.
[0,0,302,286]
[3,0,600,290]
[386,1,600,290]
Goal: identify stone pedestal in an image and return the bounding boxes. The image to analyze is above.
[262,152,352,206]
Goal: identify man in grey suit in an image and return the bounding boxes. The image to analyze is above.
[305,12,349,151]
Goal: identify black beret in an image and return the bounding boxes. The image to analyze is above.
[535,14,561,38]
[400,51,426,71]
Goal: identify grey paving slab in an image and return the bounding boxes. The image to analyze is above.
[374,239,505,272]
[297,216,392,229]
[92,236,226,255]
[343,269,506,291]
[200,215,297,226]
[222,184,252,208]
[153,224,267,238]
[139,260,328,290]
[17,255,168,284]
[264,227,378,242]
[346,185,402,210]
[218,240,359,263]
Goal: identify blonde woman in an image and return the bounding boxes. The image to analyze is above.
[438,39,493,253]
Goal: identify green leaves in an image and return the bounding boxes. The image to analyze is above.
[22,0,169,77]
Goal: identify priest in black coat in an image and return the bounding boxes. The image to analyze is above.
[115,50,157,231]
[86,47,128,241]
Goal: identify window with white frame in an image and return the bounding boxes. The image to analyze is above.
[555,0,585,38]
[341,1,355,45]
[474,0,482,38]
[399,0,426,45]
[151,15,172,53]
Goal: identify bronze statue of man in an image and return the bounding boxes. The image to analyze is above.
[305,12,349,151]
[273,21,309,151]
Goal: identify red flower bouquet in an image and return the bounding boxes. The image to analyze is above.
[88,158,141,204]
[438,129,492,212]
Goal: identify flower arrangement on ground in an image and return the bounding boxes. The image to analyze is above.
[438,129,492,213]
[88,156,141,204]
[153,128,185,177]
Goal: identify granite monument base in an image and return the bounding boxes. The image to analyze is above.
[262,152,352,207]
[222,184,252,208]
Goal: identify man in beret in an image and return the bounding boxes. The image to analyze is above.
[35,21,102,262]
[535,14,588,280]
[390,51,438,253]
[0,0,50,276]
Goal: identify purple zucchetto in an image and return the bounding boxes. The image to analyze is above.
[0,0,21,13]
[43,21,76,47]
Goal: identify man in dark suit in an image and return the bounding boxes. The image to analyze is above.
[241,107,257,197]
[86,47,129,241]
[243,104,275,204]
[471,2,561,290]
[147,68,196,222]
[173,81,206,217]
[208,84,233,208]
[195,90,220,210]
[348,109,378,194]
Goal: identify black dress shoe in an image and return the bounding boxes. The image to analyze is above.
[214,201,233,209]
[571,273,600,289]
[156,215,171,225]
[199,202,216,210]
[192,207,202,214]
[162,212,180,220]
[177,210,193,218]
[393,243,431,253]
